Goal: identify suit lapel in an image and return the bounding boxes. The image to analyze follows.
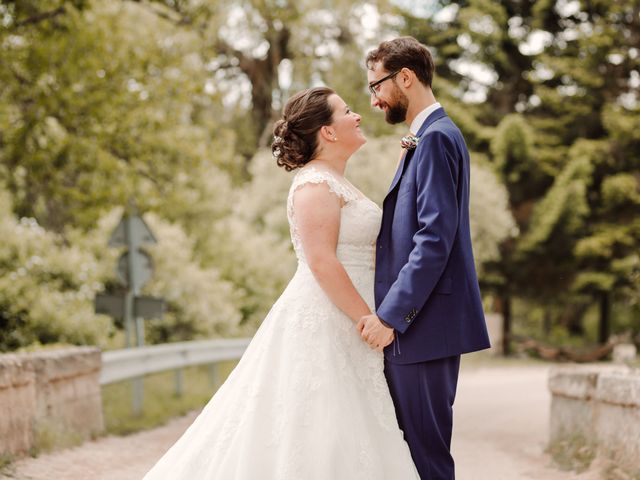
[385,107,447,196]
[387,148,413,194]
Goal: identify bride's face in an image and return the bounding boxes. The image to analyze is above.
[327,94,366,151]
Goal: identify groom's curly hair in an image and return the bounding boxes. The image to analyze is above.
[366,37,435,88]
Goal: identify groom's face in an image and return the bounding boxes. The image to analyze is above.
[367,62,409,125]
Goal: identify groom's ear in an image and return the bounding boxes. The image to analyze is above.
[398,67,415,89]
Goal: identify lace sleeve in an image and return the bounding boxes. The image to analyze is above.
[286,167,359,256]
[286,167,358,223]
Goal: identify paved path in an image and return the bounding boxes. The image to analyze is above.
[2,361,602,480]
[452,362,601,480]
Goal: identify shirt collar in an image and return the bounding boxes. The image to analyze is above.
[409,102,442,135]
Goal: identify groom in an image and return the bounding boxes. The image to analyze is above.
[357,37,491,479]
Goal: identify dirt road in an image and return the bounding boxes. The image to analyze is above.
[2,360,602,480]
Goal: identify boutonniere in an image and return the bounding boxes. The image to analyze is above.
[400,135,419,150]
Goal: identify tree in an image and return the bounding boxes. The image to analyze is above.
[137,0,400,162]
[0,1,236,232]
[523,0,640,343]
[398,0,640,350]
[0,1,268,347]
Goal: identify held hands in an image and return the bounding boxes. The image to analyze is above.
[357,314,394,352]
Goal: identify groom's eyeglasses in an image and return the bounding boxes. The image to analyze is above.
[368,70,401,96]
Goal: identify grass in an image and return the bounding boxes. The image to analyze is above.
[32,419,87,455]
[0,452,14,476]
[102,360,238,436]
[603,463,640,480]
[547,434,596,473]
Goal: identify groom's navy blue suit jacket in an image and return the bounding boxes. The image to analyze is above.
[375,107,491,364]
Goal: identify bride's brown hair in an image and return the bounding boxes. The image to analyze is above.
[272,87,335,171]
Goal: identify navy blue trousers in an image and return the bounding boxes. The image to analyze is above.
[384,356,461,480]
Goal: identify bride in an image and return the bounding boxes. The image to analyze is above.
[142,87,419,479]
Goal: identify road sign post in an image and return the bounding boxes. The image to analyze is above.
[95,208,164,416]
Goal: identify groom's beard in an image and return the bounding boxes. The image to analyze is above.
[385,87,409,124]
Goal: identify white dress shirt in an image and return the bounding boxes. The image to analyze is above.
[409,102,442,135]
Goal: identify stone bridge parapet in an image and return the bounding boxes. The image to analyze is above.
[0,347,103,457]
[549,364,640,476]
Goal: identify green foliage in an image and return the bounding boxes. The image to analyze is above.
[0,187,114,351]
[346,135,403,204]
[602,105,640,165]
[490,114,550,208]
[32,418,86,455]
[0,452,14,477]
[571,272,616,294]
[398,0,640,342]
[601,174,640,210]
[547,434,596,473]
[197,149,297,330]
[143,213,243,342]
[491,115,533,177]
[0,0,411,348]
[152,0,401,153]
[0,1,235,231]
[440,93,494,152]
[518,152,594,255]
[0,0,637,352]
[0,0,89,29]
[467,155,518,273]
[575,223,639,260]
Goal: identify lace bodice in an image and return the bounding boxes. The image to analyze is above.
[287,166,382,269]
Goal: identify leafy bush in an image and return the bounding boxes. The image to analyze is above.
[0,189,113,350]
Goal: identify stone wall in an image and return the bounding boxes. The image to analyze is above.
[0,354,37,455]
[549,364,640,477]
[0,347,104,457]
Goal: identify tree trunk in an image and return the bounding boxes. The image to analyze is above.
[558,302,588,337]
[216,24,291,161]
[598,291,611,345]
[501,294,512,356]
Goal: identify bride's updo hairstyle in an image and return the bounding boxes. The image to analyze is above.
[272,87,335,171]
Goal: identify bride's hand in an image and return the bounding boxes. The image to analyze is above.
[357,314,395,352]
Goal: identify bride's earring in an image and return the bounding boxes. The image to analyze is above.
[333,137,338,142]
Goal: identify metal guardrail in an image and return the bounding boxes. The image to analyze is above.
[100,338,251,385]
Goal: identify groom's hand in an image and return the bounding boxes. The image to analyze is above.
[357,314,394,352]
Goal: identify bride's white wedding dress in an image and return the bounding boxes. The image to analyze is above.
[143,166,419,479]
